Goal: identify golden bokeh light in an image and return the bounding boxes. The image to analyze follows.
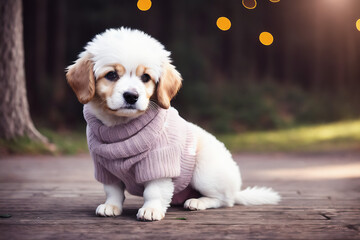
[242,0,257,9]
[216,17,231,31]
[259,32,274,46]
[269,0,280,3]
[137,0,152,11]
[356,19,360,31]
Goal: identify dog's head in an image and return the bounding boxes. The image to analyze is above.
[66,28,182,119]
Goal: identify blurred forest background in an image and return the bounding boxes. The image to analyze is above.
[23,0,360,132]
[2,0,360,154]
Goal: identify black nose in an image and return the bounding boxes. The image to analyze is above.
[123,91,139,104]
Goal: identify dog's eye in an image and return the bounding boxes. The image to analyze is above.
[141,73,151,83]
[105,71,119,81]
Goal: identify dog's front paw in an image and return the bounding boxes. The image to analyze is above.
[136,207,165,221]
[184,198,206,211]
[96,203,122,217]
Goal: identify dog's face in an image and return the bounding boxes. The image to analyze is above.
[66,28,182,118]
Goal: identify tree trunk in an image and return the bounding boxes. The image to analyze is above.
[0,0,47,143]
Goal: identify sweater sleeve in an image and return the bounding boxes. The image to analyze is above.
[134,145,181,183]
[92,153,121,185]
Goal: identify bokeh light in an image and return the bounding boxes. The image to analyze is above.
[269,0,280,3]
[137,0,152,11]
[242,0,257,9]
[356,19,360,31]
[216,17,231,31]
[259,32,274,46]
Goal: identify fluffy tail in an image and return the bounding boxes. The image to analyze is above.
[235,186,281,205]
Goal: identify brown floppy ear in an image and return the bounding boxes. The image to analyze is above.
[156,62,182,109]
[66,53,95,104]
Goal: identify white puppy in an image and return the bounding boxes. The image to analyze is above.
[66,27,280,221]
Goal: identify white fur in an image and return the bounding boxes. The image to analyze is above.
[83,27,170,81]
[74,28,280,221]
[107,74,149,112]
[96,183,125,217]
[137,178,174,221]
[80,28,167,119]
[235,186,281,205]
[87,102,137,126]
[188,124,280,209]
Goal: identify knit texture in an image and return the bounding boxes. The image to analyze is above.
[84,102,198,204]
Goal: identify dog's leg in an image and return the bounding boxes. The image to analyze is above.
[183,125,241,210]
[184,197,224,210]
[137,178,174,221]
[96,182,125,217]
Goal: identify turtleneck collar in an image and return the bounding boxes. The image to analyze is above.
[84,102,168,159]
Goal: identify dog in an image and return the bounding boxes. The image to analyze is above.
[66,27,280,221]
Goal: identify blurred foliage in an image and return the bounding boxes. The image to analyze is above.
[0,128,87,155]
[176,80,360,133]
[20,0,360,134]
[3,0,360,155]
[0,137,51,155]
[219,119,360,152]
[1,119,359,155]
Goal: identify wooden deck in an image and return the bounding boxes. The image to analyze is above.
[0,152,359,239]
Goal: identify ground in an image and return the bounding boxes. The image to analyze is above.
[0,152,359,239]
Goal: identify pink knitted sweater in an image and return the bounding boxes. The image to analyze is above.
[83,103,200,204]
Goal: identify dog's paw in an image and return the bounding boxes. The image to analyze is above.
[136,207,165,221]
[184,198,206,211]
[96,203,122,217]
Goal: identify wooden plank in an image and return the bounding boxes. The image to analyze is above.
[0,153,359,239]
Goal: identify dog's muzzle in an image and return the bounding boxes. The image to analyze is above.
[123,91,139,105]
